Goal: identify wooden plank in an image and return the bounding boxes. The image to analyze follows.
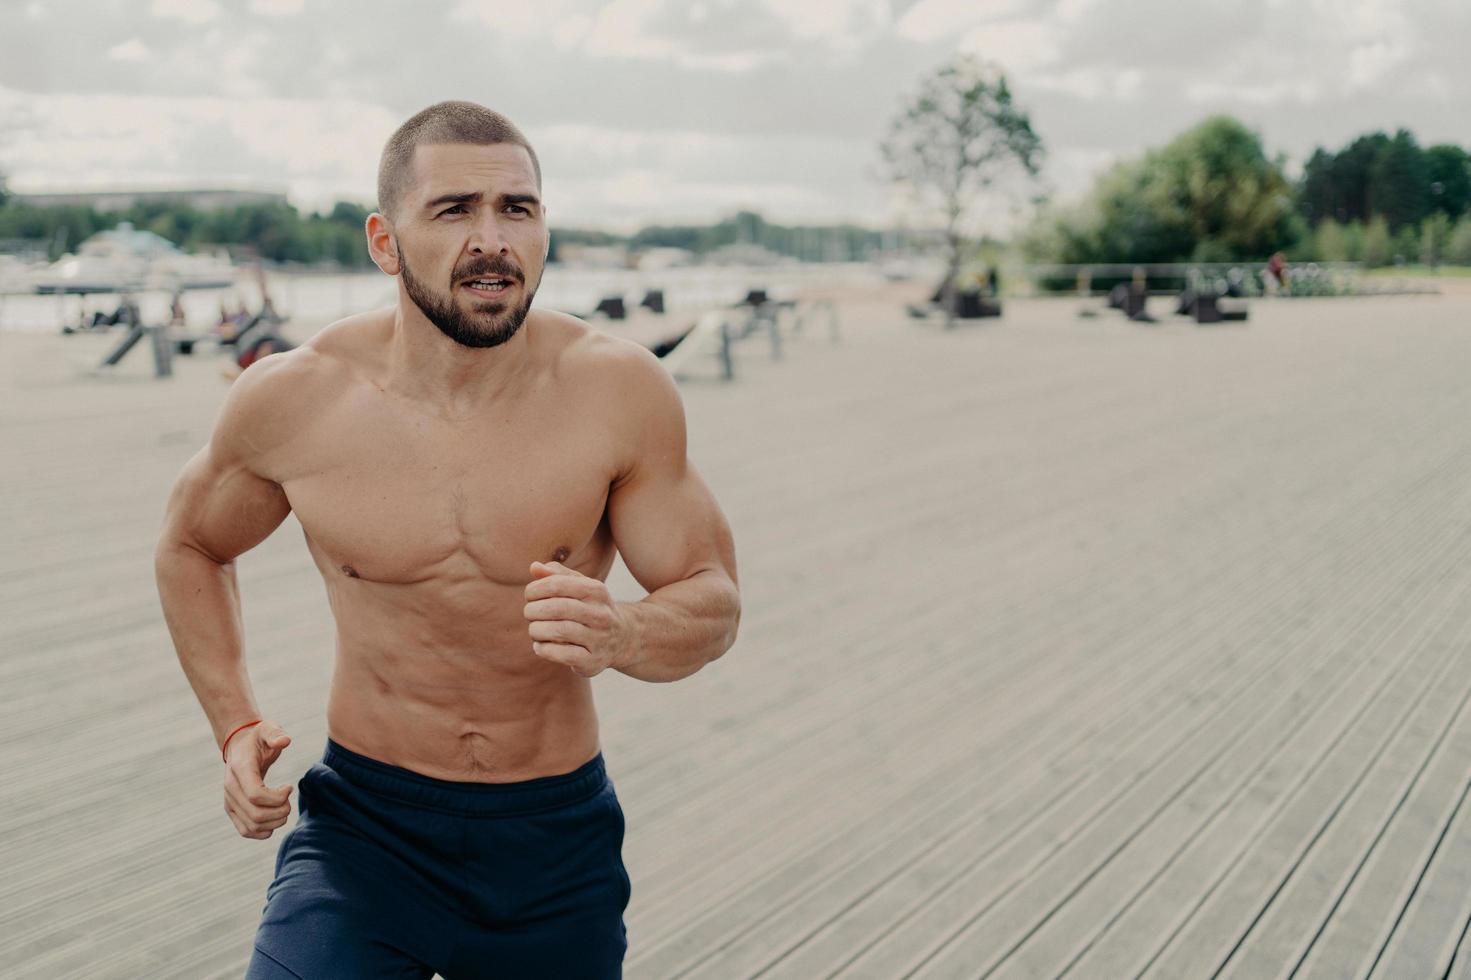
[1218,581,1471,978]
[1304,681,1471,978]
[892,532,1471,979]
[6,292,1471,979]
[995,526,1471,978]
[1134,575,1471,975]
[673,459,1444,980]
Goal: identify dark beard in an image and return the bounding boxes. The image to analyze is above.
[398,248,535,349]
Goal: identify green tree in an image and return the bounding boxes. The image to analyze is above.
[329,200,371,226]
[1331,133,1390,223]
[1341,220,1365,262]
[1298,148,1339,226]
[1028,116,1294,264]
[1391,223,1419,265]
[1158,116,1296,260]
[1368,129,1430,231]
[1424,144,1471,220]
[1420,212,1452,267]
[1447,218,1471,264]
[1298,130,1464,230]
[1313,220,1351,262]
[1360,216,1392,266]
[882,55,1042,323]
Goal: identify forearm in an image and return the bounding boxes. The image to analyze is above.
[154,541,263,748]
[615,569,740,682]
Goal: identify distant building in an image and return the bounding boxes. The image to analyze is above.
[555,243,633,269]
[705,242,788,267]
[635,247,695,271]
[15,189,289,212]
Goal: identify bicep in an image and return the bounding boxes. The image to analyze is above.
[608,456,737,594]
[158,357,297,563]
[604,349,737,594]
[160,443,291,564]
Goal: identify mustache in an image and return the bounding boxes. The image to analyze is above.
[453,256,524,284]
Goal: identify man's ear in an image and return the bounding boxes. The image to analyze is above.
[366,212,400,276]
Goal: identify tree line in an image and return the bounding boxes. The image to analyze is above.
[880,56,1471,272]
[1023,118,1471,268]
[0,194,376,266]
[0,178,889,268]
[556,210,888,263]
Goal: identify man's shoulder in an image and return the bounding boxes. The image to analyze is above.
[534,311,686,471]
[218,310,384,462]
[301,307,392,373]
[236,309,384,395]
[535,308,668,390]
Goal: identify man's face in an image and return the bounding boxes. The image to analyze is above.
[393,142,548,349]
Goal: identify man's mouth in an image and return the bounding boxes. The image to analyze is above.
[460,277,516,297]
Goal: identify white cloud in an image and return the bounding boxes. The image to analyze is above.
[1028,66,1144,101]
[107,38,150,62]
[960,19,1060,72]
[249,0,305,15]
[896,0,1024,43]
[1047,146,1117,196]
[4,0,1469,231]
[0,87,396,210]
[530,122,878,225]
[1332,0,1411,40]
[449,0,595,49]
[1054,0,1101,23]
[1112,67,1144,99]
[1184,79,1322,107]
[149,0,222,24]
[452,0,673,60]
[1416,69,1453,102]
[553,169,833,229]
[452,0,786,71]
[1347,39,1411,89]
[759,0,891,45]
[580,0,682,60]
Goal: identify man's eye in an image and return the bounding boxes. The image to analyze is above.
[504,205,528,215]
[440,204,467,216]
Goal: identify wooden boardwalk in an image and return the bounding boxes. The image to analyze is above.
[3,288,1471,978]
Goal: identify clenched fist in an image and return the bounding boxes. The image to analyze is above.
[523,560,630,677]
[222,720,293,840]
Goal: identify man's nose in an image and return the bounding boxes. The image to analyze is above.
[467,213,510,255]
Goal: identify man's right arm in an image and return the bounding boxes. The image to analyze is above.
[154,354,298,756]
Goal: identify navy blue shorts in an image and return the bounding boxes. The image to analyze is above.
[246,738,630,979]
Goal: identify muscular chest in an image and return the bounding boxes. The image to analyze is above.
[280,395,617,585]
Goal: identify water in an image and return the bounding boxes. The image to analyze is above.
[0,262,883,335]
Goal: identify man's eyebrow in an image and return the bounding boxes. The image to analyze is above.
[501,193,541,208]
[424,191,481,210]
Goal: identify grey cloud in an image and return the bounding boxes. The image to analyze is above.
[4,0,1469,223]
[639,0,797,57]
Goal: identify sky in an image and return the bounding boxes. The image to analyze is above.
[0,0,1467,232]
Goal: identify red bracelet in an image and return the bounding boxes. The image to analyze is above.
[221,719,263,762]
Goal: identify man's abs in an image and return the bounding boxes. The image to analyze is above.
[297,521,615,782]
[322,590,605,783]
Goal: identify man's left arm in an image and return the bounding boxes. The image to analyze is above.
[523,345,740,682]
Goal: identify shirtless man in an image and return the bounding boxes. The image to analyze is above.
[154,101,740,979]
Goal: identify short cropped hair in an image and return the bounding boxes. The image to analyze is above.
[376,101,542,218]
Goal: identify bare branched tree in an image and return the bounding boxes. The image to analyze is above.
[882,56,1043,325]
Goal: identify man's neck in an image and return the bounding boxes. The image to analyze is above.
[385,302,534,418]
